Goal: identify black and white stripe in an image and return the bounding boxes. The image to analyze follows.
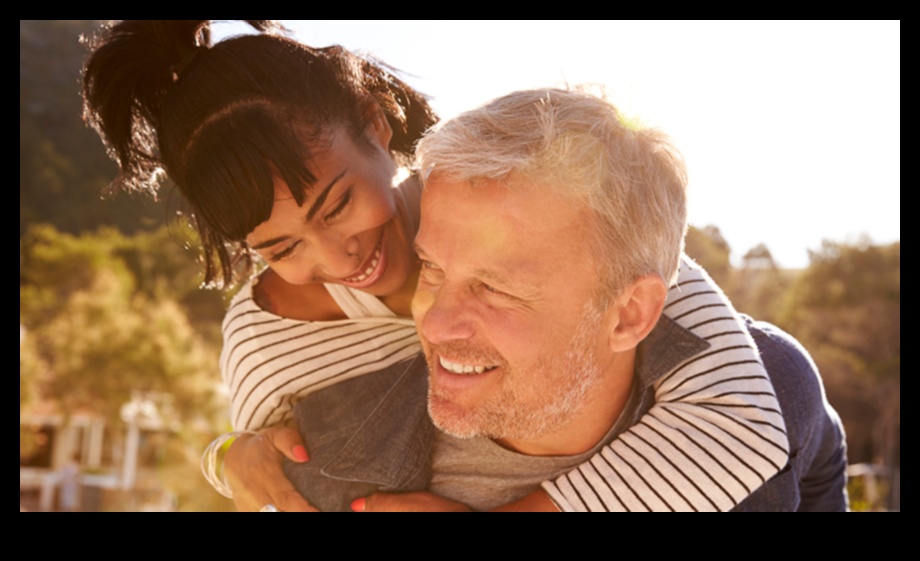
[221,285,421,431]
[543,257,790,512]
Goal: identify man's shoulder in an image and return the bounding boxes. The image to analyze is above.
[746,319,833,432]
[735,318,848,512]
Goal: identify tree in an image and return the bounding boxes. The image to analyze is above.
[742,243,778,270]
[37,269,220,424]
[780,240,899,473]
[684,225,732,286]
[731,243,794,323]
[20,20,166,237]
[20,326,46,458]
[20,224,230,510]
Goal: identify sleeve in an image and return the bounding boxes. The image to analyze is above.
[220,290,421,432]
[542,255,791,511]
[747,320,848,512]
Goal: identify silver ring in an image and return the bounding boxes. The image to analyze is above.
[259,504,279,513]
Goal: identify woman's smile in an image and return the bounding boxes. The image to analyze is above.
[339,237,386,288]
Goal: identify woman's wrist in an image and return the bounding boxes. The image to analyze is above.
[201,430,257,498]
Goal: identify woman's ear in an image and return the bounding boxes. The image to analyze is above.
[604,274,668,354]
[364,102,393,151]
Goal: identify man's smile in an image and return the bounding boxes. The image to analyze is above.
[438,356,499,375]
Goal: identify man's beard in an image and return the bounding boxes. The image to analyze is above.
[424,301,606,442]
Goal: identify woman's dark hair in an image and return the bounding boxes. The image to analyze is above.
[83,20,437,287]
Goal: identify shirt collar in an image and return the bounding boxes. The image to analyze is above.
[634,314,711,391]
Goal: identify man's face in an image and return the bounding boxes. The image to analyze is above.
[412,175,615,451]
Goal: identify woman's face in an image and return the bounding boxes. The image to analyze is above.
[245,119,417,298]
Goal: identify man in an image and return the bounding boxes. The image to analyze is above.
[283,88,848,512]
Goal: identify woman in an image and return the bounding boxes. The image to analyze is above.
[83,20,789,512]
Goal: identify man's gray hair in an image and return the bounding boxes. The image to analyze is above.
[416,87,688,296]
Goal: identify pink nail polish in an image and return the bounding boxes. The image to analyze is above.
[351,498,366,512]
[293,446,310,463]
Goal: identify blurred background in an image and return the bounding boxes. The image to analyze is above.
[20,20,899,512]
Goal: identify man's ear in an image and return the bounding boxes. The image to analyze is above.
[605,275,668,354]
[364,101,393,151]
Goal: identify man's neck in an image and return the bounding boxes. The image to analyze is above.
[495,351,636,457]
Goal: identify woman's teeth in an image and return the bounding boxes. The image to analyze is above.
[439,356,497,375]
[345,247,381,283]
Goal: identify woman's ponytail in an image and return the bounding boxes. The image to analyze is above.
[81,20,281,196]
[82,20,435,288]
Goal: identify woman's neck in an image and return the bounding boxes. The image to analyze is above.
[379,259,421,317]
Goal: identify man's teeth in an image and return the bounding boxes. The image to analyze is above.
[345,248,381,283]
[439,356,496,375]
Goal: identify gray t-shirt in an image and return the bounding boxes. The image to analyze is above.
[430,381,647,511]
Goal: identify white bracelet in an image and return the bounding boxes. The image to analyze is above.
[201,431,257,499]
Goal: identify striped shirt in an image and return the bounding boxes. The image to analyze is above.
[221,284,422,431]
[221,256,789,512]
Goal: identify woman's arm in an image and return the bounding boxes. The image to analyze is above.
[217,421,316,512]
[206,281,421,509]
[541,255,790,512]
[220,283,420,432]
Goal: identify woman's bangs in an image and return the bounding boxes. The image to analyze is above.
[184,110,318,242]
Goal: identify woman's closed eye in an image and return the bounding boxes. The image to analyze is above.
[269,240,303,263]
[323,188,352,222]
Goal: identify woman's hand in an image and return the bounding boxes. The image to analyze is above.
[223,421,316,512]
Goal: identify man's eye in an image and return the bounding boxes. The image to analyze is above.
[421,260,440,270]
[481,282,509,298]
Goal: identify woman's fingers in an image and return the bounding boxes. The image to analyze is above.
[224,430,316,512]
[263,423,310,463]
[269,486,317,513]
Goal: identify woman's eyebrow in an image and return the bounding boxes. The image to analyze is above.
[306,169,348,221]
[250,169,349,251]
[251,235,291,251]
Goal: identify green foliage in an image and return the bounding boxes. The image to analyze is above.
[20,328,42,411]
[781,240,900,385]
[20,20,167,237]
[847,473,892,513]
[684,225,732,287]
[21,224,225,423]
[20,327,44,457]
[21,223,226,331]
[779,240,900,471]
[730,244,794,324]
[38,270,218,423]
[20,223,229,509]
[21,225,135,327]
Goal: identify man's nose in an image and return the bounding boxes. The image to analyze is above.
[416,284,476,344]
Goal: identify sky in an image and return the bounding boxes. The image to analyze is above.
[216,20,900,268]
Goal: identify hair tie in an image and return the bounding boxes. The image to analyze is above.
[171,47,204,83]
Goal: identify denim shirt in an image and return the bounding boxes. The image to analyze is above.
[284,316,848,512]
